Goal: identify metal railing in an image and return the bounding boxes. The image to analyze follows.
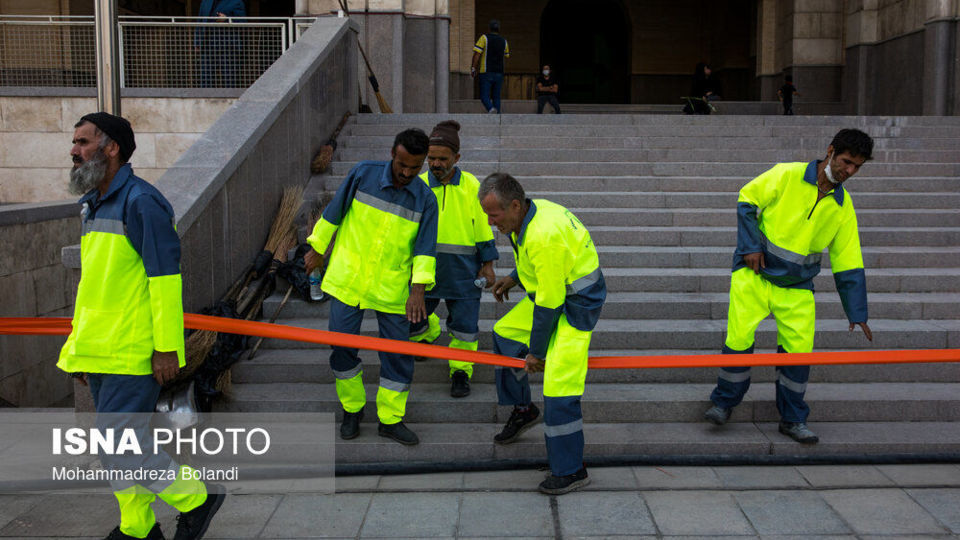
[0,15,316,88]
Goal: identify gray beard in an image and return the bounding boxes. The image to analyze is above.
[69,154,107,195]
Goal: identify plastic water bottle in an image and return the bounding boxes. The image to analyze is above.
[309,269,324,301]
[474,277,487,289]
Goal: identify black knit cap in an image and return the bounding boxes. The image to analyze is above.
[80,112,137,163]
[429,120,461,154]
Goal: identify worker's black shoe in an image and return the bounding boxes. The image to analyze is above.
[538,467,590,495]
[378,421,419,445]
[779,421,819,444]
[494,404,541,444]
[450,370,470,398]
[105,523,164,540]
[340,407,364,440]
[173,485,225,540]
[704,405,732,425]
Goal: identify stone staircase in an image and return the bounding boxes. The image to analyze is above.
[222,114,960,466]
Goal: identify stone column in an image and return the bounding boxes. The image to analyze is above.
[756,0,779,100]
[436,16,450,113]
[922,1,957,115]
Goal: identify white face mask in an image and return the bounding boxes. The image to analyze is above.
[824,152,840,184]
[542,70,550,76]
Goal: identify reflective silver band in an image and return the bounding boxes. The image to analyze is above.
[380,378,411,393]
[718,368,751,383]
[143,459,180,493]
[544,419,583,438]
[82,218,125,236]
[333,365,362,380]
[777,372,807,394]
[436,243,477,255]
[510,367,527,381]
[356,191,421,222]
[409,325,432,339]
[762,234,822,266]
[567,267,602,294]
[449,329,479,343]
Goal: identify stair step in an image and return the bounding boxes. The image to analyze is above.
[262,291,960,321]
[233,348,960,385]
[562,208,960,228]
[256,318,958,350]
[217,382,960,423]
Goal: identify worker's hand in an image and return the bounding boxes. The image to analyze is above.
[850,322,873,341]
[492,275,517,303]
[217,11,228,20]
[152,351,180,385]
[478,262,496,289]
[744,252,765,274]
[470,67,477,78]
[304,248,323,274]
[524,354,545,374]
[407,283,427,323]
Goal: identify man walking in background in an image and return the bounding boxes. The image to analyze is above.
[409,120,498,398]
[472,19,510,114]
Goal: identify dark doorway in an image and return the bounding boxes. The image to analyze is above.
[540,0,630,104]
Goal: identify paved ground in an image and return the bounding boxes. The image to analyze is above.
[2,463,960,538]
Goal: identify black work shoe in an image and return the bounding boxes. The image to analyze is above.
[494,404,541,444]
[538,467,590,495]
[378,421,419,445]
[704,405,732,426]
[779,421,819,444]
[340,407,364,440]
[450,370,471,398]
[105,523,165,540]
[173,485,225,540]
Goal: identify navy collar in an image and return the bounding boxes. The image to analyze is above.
[78,163,133,208]
[427,167,462,188]
[515,198,537,246]
[379,160,420,194]
[804,160,845,206]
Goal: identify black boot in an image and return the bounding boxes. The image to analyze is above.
[539,467,590,495]
[378,421,419,445]
[494,404,541,444]
[450,370,470,398]
[340,407,364,440]
[173,485,226,540]
[104,523,165,540]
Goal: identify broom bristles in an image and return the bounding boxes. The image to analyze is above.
[264,185,304,255]
[311,145,334,175]
[376,91,393,114]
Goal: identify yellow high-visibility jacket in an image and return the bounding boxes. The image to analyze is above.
[58,165,185,375]
[509,199,606,359]
[308,160,438,314]
[734,160,868,323]
[419,168,498,299]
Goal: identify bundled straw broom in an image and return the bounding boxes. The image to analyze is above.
[176,185,304,392]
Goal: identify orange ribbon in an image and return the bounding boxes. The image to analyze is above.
[2,315,958,369]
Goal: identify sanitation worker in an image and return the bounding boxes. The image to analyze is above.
[479,173,606,495]
[58,112,224,540]
[408,120,498,398]
[703,128,875,444]
[304,128,438,445]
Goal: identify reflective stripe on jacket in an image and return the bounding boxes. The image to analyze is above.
[58,164,185,375]
[509,199,606,359]
[307,160,438,314]
[419,168,498,299]
[733,160,868,323]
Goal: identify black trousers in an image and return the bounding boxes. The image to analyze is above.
[537,94,561,114]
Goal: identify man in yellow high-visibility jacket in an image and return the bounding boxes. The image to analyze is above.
[305,129,438,446]
[704,129,875,444]
[479,173,606,495]
[409,120,498,398]
[58,113,223,540]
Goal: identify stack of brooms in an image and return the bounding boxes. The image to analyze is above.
[167,185,304,410]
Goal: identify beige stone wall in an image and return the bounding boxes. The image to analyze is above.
[448,0,474,73]
[0,96,234,203]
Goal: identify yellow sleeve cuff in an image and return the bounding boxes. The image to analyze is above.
[148,274,186,367]
[411,255,436,289]
[306,217,338,255]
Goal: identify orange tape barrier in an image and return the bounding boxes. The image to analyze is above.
[2,315,959,370]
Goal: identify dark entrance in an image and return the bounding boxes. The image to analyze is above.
[539,0,630,104]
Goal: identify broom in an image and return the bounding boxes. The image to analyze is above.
[311,112,352,175]
[338,0,392,113]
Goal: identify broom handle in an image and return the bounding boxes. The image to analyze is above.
[336,0,376,77]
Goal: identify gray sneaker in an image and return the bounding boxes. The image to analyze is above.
[704,405,732,425]
[779,421,819,444]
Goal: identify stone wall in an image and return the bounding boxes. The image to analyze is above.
[0,95,235,203]
[0,202,79,407]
